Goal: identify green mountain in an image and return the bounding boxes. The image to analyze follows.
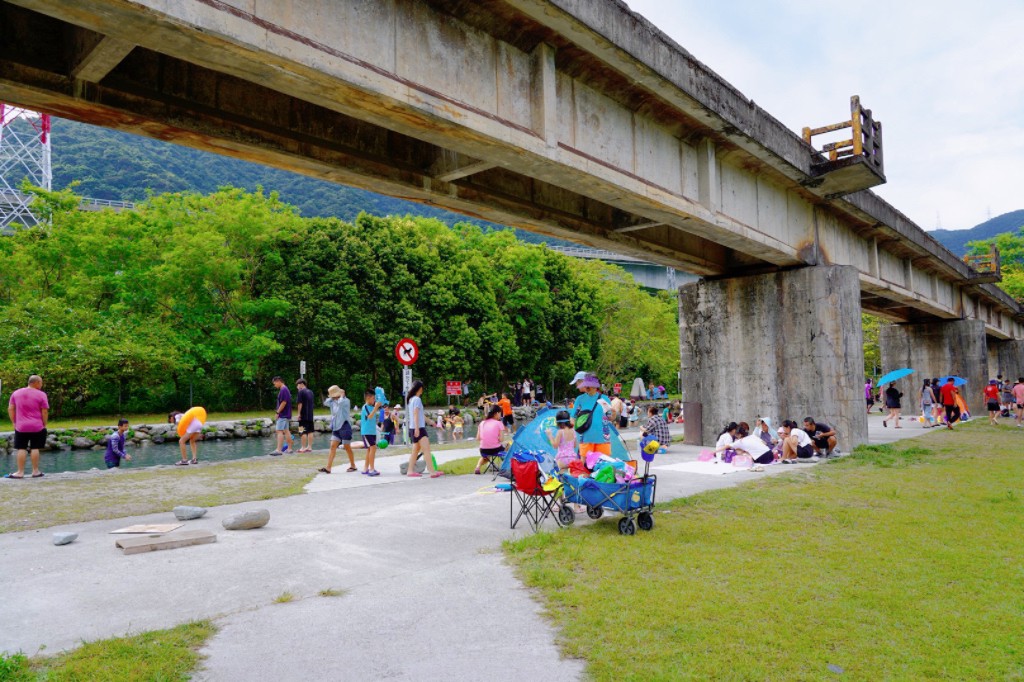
[28,116,572,246]
[929,211,1024,256]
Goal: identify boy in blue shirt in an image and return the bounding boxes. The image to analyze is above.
[104,419,133,468]
[360,389,382,477]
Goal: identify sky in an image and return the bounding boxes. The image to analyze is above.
[625,0,1024,231]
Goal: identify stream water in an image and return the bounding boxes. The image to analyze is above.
[1,422,481,476]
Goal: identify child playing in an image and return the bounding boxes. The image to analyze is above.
[104,418,133,468]
[450,409,464,439]
[474,405,505,475]
[360,389,382,476]
[549,410,577,470]
[382,407,396,445]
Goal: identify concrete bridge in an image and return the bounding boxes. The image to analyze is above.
[2,0,1022,445]
[547,245,695,291]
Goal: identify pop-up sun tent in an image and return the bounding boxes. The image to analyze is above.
[499,407,632,477]
[630,378,646,400]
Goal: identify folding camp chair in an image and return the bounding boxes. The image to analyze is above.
[509,458,564,532]
[481,450,505,480]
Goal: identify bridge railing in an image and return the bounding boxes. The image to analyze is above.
[79,197,136,209]
[803,95,884,175]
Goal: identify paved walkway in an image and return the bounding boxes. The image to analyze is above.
[1,415,922,680]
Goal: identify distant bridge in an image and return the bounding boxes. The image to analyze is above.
[0,189,134,231]
[547,245,694,291]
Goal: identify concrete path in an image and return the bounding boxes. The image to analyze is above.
[1,416,923,680]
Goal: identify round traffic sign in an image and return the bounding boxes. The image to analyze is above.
[395,338,419,366]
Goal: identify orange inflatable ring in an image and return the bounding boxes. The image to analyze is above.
[176,406,207,437]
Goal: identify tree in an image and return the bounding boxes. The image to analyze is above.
[968,226,1024,301]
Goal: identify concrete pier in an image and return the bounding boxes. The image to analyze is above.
[679,265,867,448]
[989,339,1024,383]
[879,319,988,414]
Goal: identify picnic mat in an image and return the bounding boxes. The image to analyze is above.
[651,462,742,476]
[109,523,183,534]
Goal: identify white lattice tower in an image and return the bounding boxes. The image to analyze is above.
[0,103,52,229]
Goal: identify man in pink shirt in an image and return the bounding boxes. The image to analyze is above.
[6,375,49,479]
[1013,377,1024,428]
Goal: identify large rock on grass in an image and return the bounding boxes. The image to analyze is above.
[222,509,270,530]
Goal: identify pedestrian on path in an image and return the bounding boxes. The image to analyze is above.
[883,382,902,428]
[1013,378,1024,427]
[320,386,355,473]
[6,374,49,479]
[939,378,960,429]
[360,389,382,477]
[405,380,444,478]
[271,376,293,456]
[984,380,1001,425]
[295,378,315,452]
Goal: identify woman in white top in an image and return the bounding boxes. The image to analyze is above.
[732,424,774,465]
[405,380,444,479]
[780,419,817,463]
[714,422,739,463]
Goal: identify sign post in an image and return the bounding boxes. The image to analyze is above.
[613,382,622,395]
[395,338,419,413]
[445,381,462,407]
[300,360,306,380]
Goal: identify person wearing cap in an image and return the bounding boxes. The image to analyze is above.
[983,379,1001,426]
[320,386,355,474]
[570,372,613,466]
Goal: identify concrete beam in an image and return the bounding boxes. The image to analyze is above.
[71,33,134,82]
[613,220,662,233]
[428,151,497,182]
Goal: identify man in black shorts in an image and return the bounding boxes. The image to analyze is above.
[295,378,316,453]
[803,417,837,457]
[6,375,49,479]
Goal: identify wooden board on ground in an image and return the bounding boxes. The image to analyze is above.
[115,529,216,555]
[109,523,183,534]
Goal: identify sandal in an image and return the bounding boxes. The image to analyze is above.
[31,473,44,478]
[4,473,24,479]
[368,470,380,477]
[430,471,446,478]
[346,467,357,472]
[175,460,189,466]
[190,458,198,465]
[407,472,423,478]
[318,467,331,474]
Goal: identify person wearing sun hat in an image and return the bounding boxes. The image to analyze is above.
[320,385,356,474]
[570,372,613,468]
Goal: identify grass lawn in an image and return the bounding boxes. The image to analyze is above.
[505,422,1024,681]
[0,620,216,681]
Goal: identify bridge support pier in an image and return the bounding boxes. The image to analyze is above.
[988,339,1024,384]
[879,319,988,415]
[679,265,867,448]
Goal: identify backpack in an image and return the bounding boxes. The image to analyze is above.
[574,408,595,434]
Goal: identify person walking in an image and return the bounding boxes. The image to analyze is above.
[984,380,1001,426]
[865,380,875,413]
[5,375,49,479]
[1013,377,1024,428]
[883,382,903,428]
[271,376,294,456]
[320,385,355,473]
[405,380,444,478]
[295,378,315,452]
[938,377,960,430]
[359,389,382,476]
[920,379,935,428]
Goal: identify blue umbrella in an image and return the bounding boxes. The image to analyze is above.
[876,368,915,385]
[938,376,968,387]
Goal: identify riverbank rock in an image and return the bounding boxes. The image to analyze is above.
[222,509,270,530]
[173,505,208,521]
[72,437,95,449]
[53,532,78,546]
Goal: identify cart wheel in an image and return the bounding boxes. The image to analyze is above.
[618,517,636,535]
[637,512,654,531]
[586,505,603,520]
[558,505,575,526]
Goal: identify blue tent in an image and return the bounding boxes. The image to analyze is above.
[499,407,632,476]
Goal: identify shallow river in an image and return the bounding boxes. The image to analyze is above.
[1,422,480,475]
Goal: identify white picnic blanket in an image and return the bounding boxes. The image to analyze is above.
[652,461,744,476]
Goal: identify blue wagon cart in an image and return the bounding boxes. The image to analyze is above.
[557,469,657,535]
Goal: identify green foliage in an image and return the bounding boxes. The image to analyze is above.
[0,651,31,681]
[967,224,1024,301]
[862,312,881,377]
[0,187,677,415]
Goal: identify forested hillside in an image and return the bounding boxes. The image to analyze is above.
[929,210,1024,255]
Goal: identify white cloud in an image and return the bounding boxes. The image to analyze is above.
[625,0,1024,230]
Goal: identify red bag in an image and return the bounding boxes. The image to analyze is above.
[567,460,590,478]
